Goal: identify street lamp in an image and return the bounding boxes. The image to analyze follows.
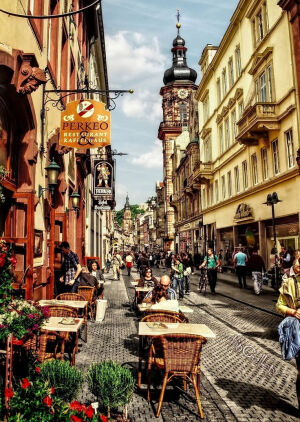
[263,192,282,289]
[38,160,61,198]
[70,191,80,209]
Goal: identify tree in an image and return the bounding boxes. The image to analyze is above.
[115,205,144,226]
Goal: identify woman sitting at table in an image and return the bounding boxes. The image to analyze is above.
[89,261,105,299]
[150,285,180,312]
[77,266,102,298]
[137,267,158,287]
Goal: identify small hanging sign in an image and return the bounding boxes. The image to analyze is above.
[60,100,111,149]
[93,160,113,197]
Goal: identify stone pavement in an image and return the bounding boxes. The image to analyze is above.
[76,267,299,421]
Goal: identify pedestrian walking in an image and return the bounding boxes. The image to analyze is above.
[59,241,82,293]
[248,248,266,294]
[112,250,123,280]
[125,252,134,276]
[234,247,248,288]
[182,253,191,295]
[171,256,185,299]
[276,253,300,416]
[105,251,112,273]
[199,248,221,294]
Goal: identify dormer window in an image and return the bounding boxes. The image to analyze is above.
[250,2,268,46]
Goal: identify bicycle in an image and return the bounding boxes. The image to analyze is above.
[198,267,209,294]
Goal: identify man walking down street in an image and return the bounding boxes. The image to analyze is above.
[112,250,123,280]
[234,247,248,289]
[248,248,266,294]
[59,241,82,293]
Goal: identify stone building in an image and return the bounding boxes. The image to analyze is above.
[0,0,110,299]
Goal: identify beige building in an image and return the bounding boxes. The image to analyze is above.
[171,0,300,267]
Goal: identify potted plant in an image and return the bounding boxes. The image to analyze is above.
[40,360,84,403]
[87,361,134,420]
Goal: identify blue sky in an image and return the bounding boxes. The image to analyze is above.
[102,0,239,210]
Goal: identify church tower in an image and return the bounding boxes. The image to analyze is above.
[123,194,132,234]
[158,11,198,251]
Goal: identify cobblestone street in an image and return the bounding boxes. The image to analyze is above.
[77,268,300,421]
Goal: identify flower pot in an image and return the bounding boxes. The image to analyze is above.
[12,337,24,346]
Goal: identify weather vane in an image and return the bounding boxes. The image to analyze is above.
[176,9,181,34]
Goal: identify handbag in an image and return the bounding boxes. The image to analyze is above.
[217,266,223,273]
[262,272,269,285]
[183,267,191,276]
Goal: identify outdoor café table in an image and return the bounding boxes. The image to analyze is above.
[137,322,216,387]
[137,303,194,314]
[131,281,139,286]
[41,317,84,365]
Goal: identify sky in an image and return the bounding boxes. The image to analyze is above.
[102,0,240,210]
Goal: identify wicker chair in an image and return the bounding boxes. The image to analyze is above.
[77,286,96,321]
[38,305,77,364]
[144,309,189,323]
[137,313,183,387]
[56,293,88,342]
[147,334,207,418]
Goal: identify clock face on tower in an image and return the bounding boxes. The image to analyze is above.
[178,89,188,99]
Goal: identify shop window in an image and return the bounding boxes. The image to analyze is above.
[234,165,240,193]
[235,45,242,78]
[285,129,294,169]
[272,139,280,175]
[261,147,268,180]
[242,160,248,190]
[251,153,259,185]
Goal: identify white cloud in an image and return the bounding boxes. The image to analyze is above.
[115,182,128,208]
[131,139,162,168]
[105,31,166,121]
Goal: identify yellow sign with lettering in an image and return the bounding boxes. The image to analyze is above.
[60,100,111,149]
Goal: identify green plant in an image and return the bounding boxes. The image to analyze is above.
[0,299,50,342]
[0,240,16,308]
[40,360,84,403]
[87,361,134,418]
[0,165,9,204]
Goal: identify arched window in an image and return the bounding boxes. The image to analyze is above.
[179,103,187,124]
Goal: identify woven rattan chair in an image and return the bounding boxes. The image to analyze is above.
[147,334,207,418]
[145,309,189,323]
[56,293,88,342]
[77,286,96,321]
[39,305,77,364]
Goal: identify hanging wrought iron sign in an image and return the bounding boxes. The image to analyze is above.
[93,160,113,197]
[60,100,111,149]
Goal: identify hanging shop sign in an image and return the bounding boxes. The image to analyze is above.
[234,203,254,221]
[60,100,111,149]
[92,198,114,211]
[93,160,113,197]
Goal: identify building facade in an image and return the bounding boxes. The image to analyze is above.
[0,0,110,299]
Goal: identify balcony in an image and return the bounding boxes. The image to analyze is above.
[170,193,179,206]
[193,161,213,184]
[236,102,280,145]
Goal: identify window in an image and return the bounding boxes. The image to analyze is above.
[215,180,219,203]
[222,68,228,97]
[216,78,221,104]
[204,136,212,162]
[228,57,234,88]
[285,129,295,168]
[255,65,273,102]
[234,166,240,193]
[272,139,280,175]
[179,103,187,124]
[224,117,230,149]
[261,147,268,180]
[242,160,248,190]
[251,153,258,185]
[210,184,214,206]
[253,5,268,45]
[221,175,226,199]
[235,45,242,78]
[219,124,224,154]
[227,171,232,197]
[231,109,237,140]
[238,101,244,117]
[203,96,209,122]
[47,0,59,81]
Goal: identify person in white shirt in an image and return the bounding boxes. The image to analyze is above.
[125,252,134,276]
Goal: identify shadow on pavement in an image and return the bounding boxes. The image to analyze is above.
[244,329,279,341]
[215,378,299,418]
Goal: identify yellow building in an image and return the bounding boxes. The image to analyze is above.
[171,0,299,268]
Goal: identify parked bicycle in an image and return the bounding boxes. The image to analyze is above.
[198,267,209,294]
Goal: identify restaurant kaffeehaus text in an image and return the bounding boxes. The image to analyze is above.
[0,1,113,300]
[158,0,300,267]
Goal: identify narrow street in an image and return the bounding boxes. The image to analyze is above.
[77,267,299,422]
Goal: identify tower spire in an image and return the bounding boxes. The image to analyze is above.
[176,9,181,35]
